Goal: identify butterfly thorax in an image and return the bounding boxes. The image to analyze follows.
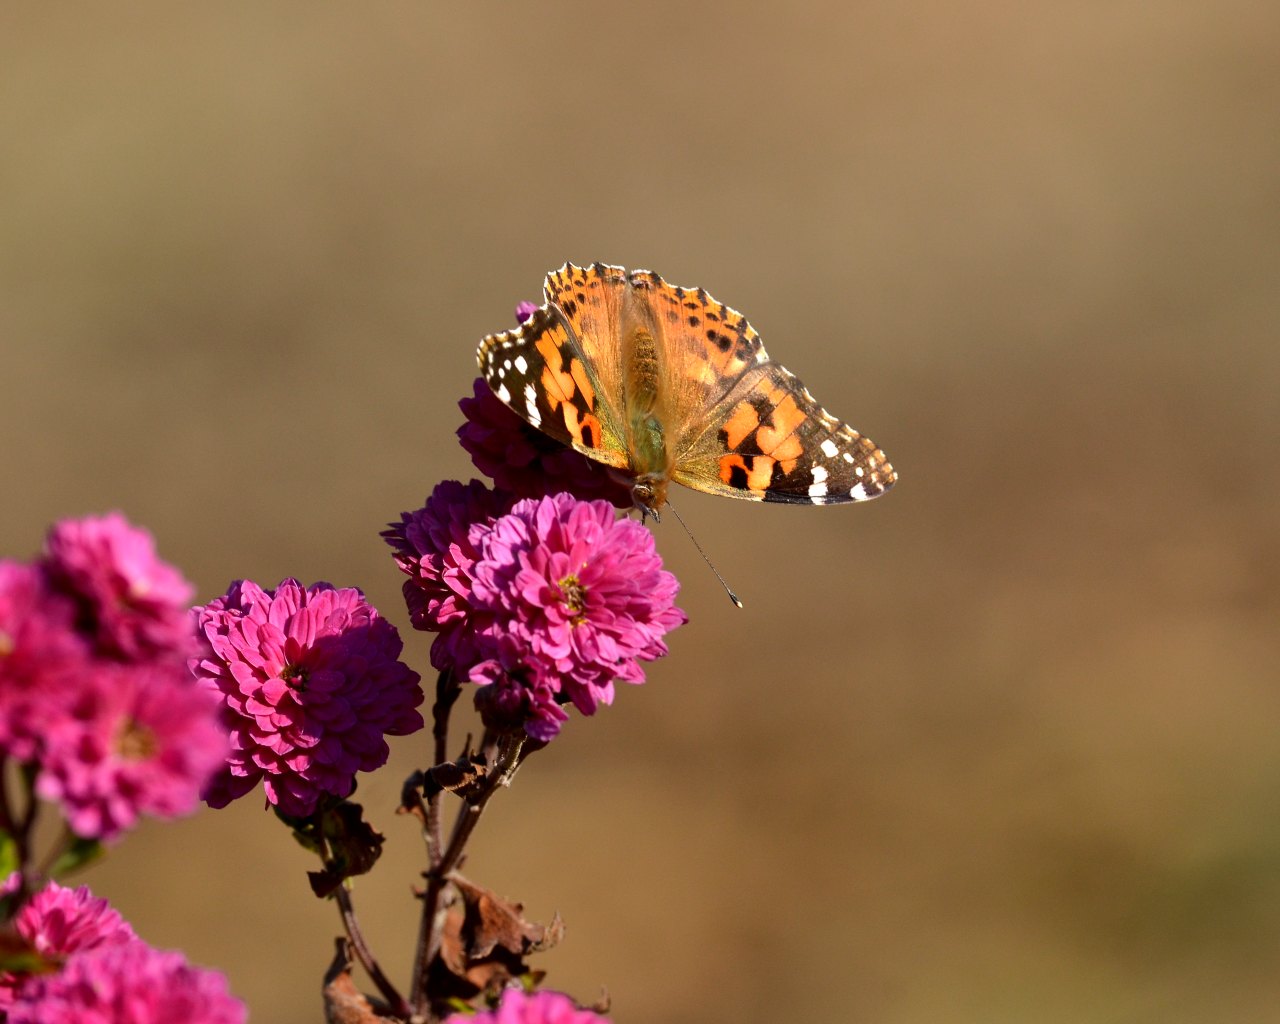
[622,319,674,512]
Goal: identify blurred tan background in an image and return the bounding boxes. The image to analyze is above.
[3,3,1279,1021]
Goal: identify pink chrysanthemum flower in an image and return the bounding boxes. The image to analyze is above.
[40,513,194,662]
[457,378,634,509]
[34,662,229,841]
[445,989,610,1024]
[0,561,88,760]
[0,877,136,1010]
[382,480,513,672]
[8,942,245,1024]
[468,494,686,735]
[192,579,424,816]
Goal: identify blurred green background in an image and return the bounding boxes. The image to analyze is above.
[3,3,1279,1022]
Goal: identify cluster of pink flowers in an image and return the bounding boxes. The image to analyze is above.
[444,988,610,1024]
[191,577,424,816]
[386,479,685,742]
[0,513,227,841]
[0,877,245,1023]
[0,875,136,1010]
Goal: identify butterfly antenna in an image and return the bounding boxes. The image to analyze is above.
[663,500,744,608]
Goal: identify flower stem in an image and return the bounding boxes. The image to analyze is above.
[333,883,412,1020]
[426,670,461,865]
[410,731,526,1016]
[0,757,15,841]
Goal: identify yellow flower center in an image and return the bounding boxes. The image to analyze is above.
[116,718,157,760]
[558,575,588,625]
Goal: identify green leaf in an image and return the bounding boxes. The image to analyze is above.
[49,836,104,878]
[0,945,53,977]
[0,832,19,882]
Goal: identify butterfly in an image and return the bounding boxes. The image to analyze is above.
[476,262,896,516]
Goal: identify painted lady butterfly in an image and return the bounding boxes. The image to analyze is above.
[477,263,896,515]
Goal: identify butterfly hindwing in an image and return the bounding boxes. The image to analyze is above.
[674,363,895,503]
[477,303,628,467]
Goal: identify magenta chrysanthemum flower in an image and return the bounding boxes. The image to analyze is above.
[457,379,634,509]
[0,560,88,760]
[0,877,136,1010]
[8,943,245,1024]
[382,480,513,672]
[40,513,194,662]
[513,300,539,323]
[192,579,424,816]
[445,989,610,1024]
[467,494,686,736]
[34,661,228,841]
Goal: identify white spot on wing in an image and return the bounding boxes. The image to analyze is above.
[514,355,528,374]
[820,438,839,458]
[496,383,511,403]
[808,465,828,498]
[523,383,541,426]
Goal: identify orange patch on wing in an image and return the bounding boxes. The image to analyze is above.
[770,433,804,463]
[756,395,806,455]
[562,404,604,450]
[721,402,759,450]
[536,329,575,409]
[569,358,596,410]
[719,453,748,487]
[745,455,776,491]
[718,453,777,493]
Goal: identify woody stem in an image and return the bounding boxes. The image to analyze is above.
[410,732,527,1016]
[426,670,460,864]
[333,884,412,1019]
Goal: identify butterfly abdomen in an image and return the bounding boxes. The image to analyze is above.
[622,324,672,485]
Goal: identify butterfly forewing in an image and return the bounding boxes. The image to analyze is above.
[477,302,628,467]
[542,263,631,421]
